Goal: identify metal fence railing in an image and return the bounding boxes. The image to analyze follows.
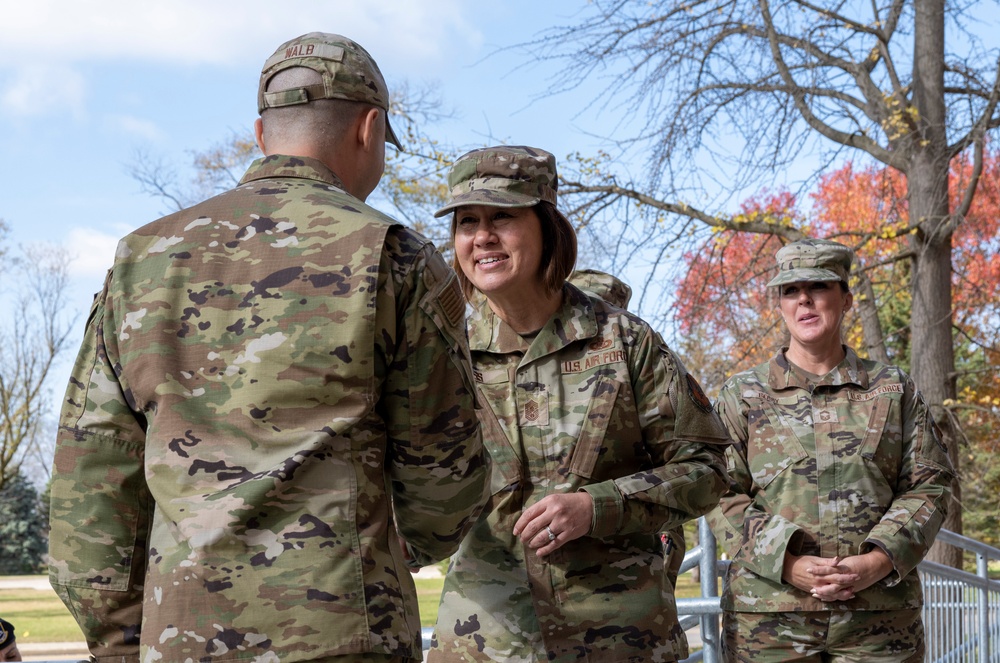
[23,522,998,662]
[676,516,724,663]
[678,518,1000,663]
[919,529,1000,663]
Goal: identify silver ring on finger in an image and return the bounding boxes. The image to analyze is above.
[545,525,556,541]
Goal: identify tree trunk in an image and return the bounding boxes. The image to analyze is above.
[909,0,962,568]
[854,269,891,364]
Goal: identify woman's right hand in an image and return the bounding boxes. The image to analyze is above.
[512,492,593,557]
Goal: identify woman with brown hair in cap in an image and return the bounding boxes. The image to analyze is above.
[706,238,955,662]
[426,145,730,662]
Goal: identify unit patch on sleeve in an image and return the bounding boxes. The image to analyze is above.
[686,373,713,413]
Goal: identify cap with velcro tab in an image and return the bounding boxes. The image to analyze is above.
[258,32,401,149]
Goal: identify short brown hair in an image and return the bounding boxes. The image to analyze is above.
[450,201,577,300]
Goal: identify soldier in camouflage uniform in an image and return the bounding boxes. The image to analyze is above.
[425,146,730,663]
[48,32,489,663]
[706,239,954,662]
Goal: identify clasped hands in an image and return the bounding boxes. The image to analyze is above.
[782,548,893,601]
[512,492,594,557]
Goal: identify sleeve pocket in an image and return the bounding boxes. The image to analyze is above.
[49,428,146,591]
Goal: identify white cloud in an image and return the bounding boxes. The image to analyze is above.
[107,114,166,142]
[0,1,481,72]
[0,1,482,120]
[1,64,86,117]
[64,227,121,280]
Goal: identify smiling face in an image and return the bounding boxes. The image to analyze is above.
[453,204,547,307]
[778,280,853,356]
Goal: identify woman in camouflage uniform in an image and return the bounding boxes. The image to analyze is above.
[425,145,731,663]
[706,238,954,662]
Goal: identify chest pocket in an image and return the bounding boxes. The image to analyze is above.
[747,394,809,488]
[474,368,522,493]
[859,394,903,486]
[567,374,622,479]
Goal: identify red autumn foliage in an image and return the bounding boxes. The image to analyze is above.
[676,149,1000,376]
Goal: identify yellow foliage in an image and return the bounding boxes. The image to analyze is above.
[880,96,920,141]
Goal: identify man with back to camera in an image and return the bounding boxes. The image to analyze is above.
[48,32,489,663]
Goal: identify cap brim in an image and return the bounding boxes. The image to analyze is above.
[767,268,845,288]
[385,117,403,150]
[433,191,541,218]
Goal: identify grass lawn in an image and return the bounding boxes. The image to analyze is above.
[2,571,705,643]
[0,583,85,643]
[0,576,453,643]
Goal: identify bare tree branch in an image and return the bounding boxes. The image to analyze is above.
[0,244,74,490]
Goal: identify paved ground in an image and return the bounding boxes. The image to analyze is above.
[0,576,50,590]
[19,642,89,663]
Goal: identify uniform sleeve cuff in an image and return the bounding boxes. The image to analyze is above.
[745,516,802,583]
[580,482,623,538]
[861,539,904,586]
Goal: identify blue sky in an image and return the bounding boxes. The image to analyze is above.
[5,2,999,484]
[2,1,639,482]
[1,1,619,313]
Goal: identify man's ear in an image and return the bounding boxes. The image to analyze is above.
[254,118,266,154]
[357,107,381,153]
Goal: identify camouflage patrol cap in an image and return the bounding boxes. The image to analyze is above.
[767,238,853,288]
[258,32,402,149]
[433,145,558,217]
[569,269,632,309]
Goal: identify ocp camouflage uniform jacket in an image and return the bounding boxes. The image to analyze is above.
[707,347,954,613]
[429,282,730,663]
[48,155,489,662]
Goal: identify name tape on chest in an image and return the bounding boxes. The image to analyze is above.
[743,390,777,403]
[561,349,626,374]
[847,383,904,401]
[743,384,903,403]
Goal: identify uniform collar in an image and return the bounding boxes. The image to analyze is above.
[467,282,599,361]
[240,154,351,194]
[767,345,870,391]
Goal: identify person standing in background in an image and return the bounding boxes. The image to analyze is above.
[707,238,954,662]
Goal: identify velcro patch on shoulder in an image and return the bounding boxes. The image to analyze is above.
[439,279,464,328]
[422,250,465,328]
[687,373,713,413]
